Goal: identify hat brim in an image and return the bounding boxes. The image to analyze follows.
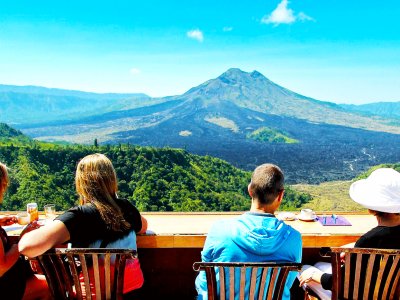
[349,179,400,213]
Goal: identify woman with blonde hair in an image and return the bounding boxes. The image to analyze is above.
[0,162,49,299]
[19,154,148,296]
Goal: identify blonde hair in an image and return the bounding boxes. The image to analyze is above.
[0,162,8,203]
[75,153,130,231]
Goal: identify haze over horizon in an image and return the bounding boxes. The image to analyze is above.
[1,0,399,104]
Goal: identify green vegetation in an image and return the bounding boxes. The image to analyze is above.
[293,163,400,211]
[292,180,363,212]
[0,126,311,212]
[280,186,312,210]
[247,127,299,144]
[355,163,400,179]
[0,123,31,144]
[4,123,399,213]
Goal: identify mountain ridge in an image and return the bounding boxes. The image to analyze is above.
[2,68,400,183]
[0,84,158,124]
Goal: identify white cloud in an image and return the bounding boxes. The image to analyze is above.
[261,0,314,26]
[129,68,141,75]
[187,29,204,42]
[223,26,233,32]
[298,12,315,22]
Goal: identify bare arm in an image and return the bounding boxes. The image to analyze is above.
[0,215,17,226]
[138,215,148,234]
[18,220,70,258]
[0,242,20,277]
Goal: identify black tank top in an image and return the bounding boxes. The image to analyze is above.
[0,226,32,300]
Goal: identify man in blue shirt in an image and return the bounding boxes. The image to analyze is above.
[195,163,302,300]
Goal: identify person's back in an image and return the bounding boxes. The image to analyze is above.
[19,154,148,298]
[195,164,302,300]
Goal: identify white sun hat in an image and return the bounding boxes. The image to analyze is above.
[349,168,400,213]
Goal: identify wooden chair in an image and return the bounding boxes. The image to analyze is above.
[193,261,301,300]
[37,248,137,300]
[330,247,400,300]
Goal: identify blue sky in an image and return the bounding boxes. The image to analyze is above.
[0,0,399,104]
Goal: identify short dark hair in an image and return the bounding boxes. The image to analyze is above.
[249,163,284,205]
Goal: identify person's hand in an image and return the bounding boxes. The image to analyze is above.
[340,251,346,263]
[340,242,355,262]
[20,221,42,237]
[299,267,323,286]
[0,215,17,226]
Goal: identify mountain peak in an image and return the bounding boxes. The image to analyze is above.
[222,68,246,75]
[250,70,264,78]
[217,68,268,85]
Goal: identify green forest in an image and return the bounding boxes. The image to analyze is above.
[0,123,311,212]
[246,127,299,144]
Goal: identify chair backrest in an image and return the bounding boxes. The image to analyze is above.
[330,247,400,300]
[193,261,301,300]
[37,248,137,300]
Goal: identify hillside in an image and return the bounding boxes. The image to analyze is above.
[294,162,400,211]
[0,123,31,144]
[294,181,363,211]
[0,123,24,138]
[341,102,400,122]
[2,123,398,212]
[247,127,299,143]
[0,128,311,212]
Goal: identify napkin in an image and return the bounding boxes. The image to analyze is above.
[317,215,351,226]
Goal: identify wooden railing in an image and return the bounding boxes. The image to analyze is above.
[2,211,376,298]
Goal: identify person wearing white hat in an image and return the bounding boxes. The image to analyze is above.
[299,168,400,299]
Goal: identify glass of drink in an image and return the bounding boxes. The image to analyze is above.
[44,204,56,220]
[17,212,30,225]
[27,203,39,222]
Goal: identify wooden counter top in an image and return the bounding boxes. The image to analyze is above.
[3,212,377,248]
[137,212,377,248]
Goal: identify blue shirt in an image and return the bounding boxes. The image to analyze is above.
[195,212,302,300]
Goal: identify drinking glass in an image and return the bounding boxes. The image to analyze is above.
[44,204,56,219]
[17,212,30,225]
[27,202,39,222]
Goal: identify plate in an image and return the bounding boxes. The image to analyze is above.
[297,214,317,221]
[278,212,296,221]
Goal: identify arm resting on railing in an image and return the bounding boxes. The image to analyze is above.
[18,220,70,258]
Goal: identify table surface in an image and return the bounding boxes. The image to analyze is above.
[2,212,377,248]
[140,212,376,234]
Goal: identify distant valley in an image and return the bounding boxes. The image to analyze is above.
[1,68,400,183]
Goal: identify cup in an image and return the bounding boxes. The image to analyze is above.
[17,212,30,225]
[300,208,316,219]
[27,203,39,222]
[44,204,56,219]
